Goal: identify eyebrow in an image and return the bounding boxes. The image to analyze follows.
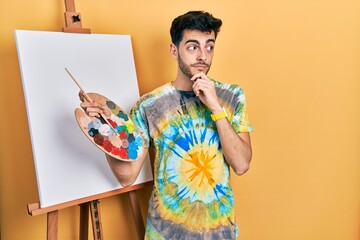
[185,39,215,45]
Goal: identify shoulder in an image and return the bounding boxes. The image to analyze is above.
[212,79,246,102]
[133,83,173,109]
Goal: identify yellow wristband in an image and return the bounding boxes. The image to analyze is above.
[211,107,228,121]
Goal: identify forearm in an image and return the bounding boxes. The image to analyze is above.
[215,118,252,175]
[106,149,148,187]
[190,75,252,174]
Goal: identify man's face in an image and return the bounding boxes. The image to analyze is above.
[176,29,215,79]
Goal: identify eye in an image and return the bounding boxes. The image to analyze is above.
[188,45,197,51]
[206,45,214,51]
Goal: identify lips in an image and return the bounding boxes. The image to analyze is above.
[192,63,209,70]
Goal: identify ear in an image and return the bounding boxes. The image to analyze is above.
[169,43,178,59]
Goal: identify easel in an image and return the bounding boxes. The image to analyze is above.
[27,1,152,239]
[62,0,90,34]
[28,182,152,240]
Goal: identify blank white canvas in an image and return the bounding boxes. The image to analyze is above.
[15,30,153,208]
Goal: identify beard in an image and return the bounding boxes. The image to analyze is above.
[178,53,211,80]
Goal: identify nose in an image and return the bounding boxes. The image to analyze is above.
[197,48,207,62]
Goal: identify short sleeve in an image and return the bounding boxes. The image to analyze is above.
[130,101,151,148]
[230,91,253,133]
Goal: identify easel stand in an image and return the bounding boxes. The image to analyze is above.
[27,1,151,239]
[28,182,152,240]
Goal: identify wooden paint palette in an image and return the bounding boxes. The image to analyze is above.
[75,93,146,162]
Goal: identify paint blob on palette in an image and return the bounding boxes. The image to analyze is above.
[75,93,146,162]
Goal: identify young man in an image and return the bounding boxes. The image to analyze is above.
[82,11,253,240]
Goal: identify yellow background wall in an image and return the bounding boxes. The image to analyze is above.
[1,0,359,239]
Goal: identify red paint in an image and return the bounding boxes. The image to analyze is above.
[118,147,128,159]
[107,119,117,128]
[119,130,127,139]
[103,140,113,152]
[93,134,104,145]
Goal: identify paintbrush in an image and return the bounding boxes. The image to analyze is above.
[65,67,118,135]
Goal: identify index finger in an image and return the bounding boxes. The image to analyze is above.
[191,72,209,82]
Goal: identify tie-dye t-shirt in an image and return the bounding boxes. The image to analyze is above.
[130,80,253,240]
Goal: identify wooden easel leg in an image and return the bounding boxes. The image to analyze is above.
[47,211,58,240]
[79,203,90,240]
[90,200,104,240]
[129,191,145,240]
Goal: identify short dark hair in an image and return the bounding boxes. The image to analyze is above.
[170,11,222,47]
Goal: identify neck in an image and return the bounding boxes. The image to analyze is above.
[171,72,194,91]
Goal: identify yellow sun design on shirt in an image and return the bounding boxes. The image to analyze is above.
[180,144,222,202]
[185,150,216,187]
